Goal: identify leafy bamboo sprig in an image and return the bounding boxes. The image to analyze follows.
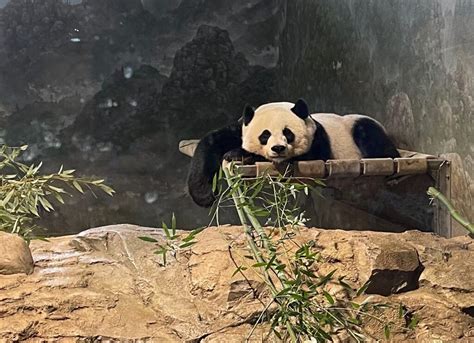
[138,213,204,266]
[219,165,367,341]
[215,163,417,341]
[0,145,114,240]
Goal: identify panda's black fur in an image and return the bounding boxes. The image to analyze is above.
[187,99,399,207]
[187,122,244,207]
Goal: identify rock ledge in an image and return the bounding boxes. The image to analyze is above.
[0,225,472,341]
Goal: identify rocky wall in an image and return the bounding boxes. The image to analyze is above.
[278,0,474,227]
[0,0,472,233]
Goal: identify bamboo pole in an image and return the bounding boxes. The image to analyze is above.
[427,187,474,235]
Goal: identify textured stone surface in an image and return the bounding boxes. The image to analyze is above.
[363,240,423,296]
[0,231,34,275]
[0,225,472,341]
[1,0,472,234]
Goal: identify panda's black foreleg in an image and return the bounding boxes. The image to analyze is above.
[223,147,266,164]
[352,118,400,158]
[187,122,242,207]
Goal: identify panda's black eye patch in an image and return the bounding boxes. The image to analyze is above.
[259,130,271,145]
[283,128,295,143]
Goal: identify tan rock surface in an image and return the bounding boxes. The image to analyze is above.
[0,224,472,341]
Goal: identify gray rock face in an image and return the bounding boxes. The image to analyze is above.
[4,22,277,234]
[385,92,416,150]
[278,0,474,228]
[0,225,472,341]
[0,231,34,275]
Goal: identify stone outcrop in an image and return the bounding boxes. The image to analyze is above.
[0,231,34,275]
[362,239,423,296]
[0,225,472,341]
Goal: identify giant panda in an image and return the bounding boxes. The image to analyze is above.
[188,99,399,207]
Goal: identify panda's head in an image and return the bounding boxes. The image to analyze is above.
[241,99,316,163]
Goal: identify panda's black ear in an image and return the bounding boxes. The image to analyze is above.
[291,98,310,119]
[242,104,255,126]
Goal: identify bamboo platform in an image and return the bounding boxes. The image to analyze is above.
[180,140,452,237]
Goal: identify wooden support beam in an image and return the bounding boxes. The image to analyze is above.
[394,158,428,175]
[326,159,361,177]
[255,162,281,177]
[294,160,327,178]
[361,158,394,176]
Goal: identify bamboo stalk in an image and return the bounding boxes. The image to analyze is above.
[223,166,298,341]
[427,187,474,234]
[222,166,278,295]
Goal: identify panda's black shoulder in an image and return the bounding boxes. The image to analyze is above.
[295,119,332,161]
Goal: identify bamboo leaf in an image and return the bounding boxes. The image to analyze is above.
[162,222,171,239]
[316,269,337,287]
[323,291,335,304]
[62,169,76,174]
[398,304,405,318]
[171,213,177,235]
[408,316,419,329]
[54,193,65,204]
[1,189,15,206]
[179,241,196,249]
[49,185,66,193]
[384,324,391,339]
[356,281,370,296]
[138,236,158,243]
[231,266,247,277]
[265,254,277,270]
[182,227,205,243]
[38,197,54,212]
[338,277,353,291]
[212,173,218,193]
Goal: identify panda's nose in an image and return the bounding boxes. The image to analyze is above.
[271,145,286,153]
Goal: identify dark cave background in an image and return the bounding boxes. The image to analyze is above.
[0,0,472,234]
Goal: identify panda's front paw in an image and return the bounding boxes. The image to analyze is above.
[223,148,263,165]
[223,148,247,162]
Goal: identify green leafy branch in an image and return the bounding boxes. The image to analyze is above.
[0,145,114,240]
[216,163,417,341]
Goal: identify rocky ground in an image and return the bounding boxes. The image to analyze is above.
[0,225,472,341]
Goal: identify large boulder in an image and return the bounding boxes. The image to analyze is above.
[0,225,472,341]
[362,239,423,296]
[0,231,34,275]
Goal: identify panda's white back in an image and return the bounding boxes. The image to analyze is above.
[310,113,365,160]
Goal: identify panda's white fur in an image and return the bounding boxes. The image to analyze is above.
[188,99,400,208]
[242,102,392,162]
[311,113,362,159]
[242,102,316,162]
